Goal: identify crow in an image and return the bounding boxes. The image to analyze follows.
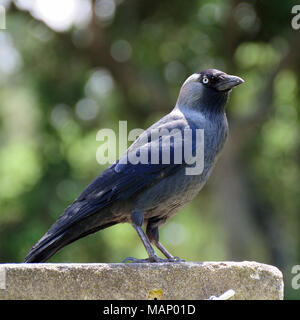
[24,69,244,263]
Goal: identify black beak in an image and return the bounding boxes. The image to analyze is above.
[215,74,244,91]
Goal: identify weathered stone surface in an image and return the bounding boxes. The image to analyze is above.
[0,261,283,300]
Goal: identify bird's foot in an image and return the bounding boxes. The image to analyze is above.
[123,257,151,263]
[122,255,163,263]
[167,256,185,263]
[122,255,185,263]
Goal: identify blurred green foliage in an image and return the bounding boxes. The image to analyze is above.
[0,0,300,299]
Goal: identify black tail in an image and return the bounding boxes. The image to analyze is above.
[24,221,117,263]
[24,231,70,263]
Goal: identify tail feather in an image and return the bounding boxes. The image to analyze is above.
[24,232,68,263]
[24,221,117,263]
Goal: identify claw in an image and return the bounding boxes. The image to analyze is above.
[122,255,185,263]
[171,256,185,262]
[122,257,150,263]
[122,255,161,263]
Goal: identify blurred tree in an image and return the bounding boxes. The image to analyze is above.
[0,0,299,299]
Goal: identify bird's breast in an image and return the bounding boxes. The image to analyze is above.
[135,112,228,219]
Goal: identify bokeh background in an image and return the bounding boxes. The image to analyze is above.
[0,0,299,299]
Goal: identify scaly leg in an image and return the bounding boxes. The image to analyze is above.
[123,211,163,263]
[146,223,185,262]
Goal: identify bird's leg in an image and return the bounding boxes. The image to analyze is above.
[146,224,185,262]
[123,211,162,263]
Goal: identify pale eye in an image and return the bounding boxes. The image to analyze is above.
[203,77,209,84]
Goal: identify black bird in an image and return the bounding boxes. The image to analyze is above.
[24,69,244,263]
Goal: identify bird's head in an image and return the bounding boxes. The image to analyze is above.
[177,69,244,113]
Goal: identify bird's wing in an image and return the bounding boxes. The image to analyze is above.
[51,114,199,234]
